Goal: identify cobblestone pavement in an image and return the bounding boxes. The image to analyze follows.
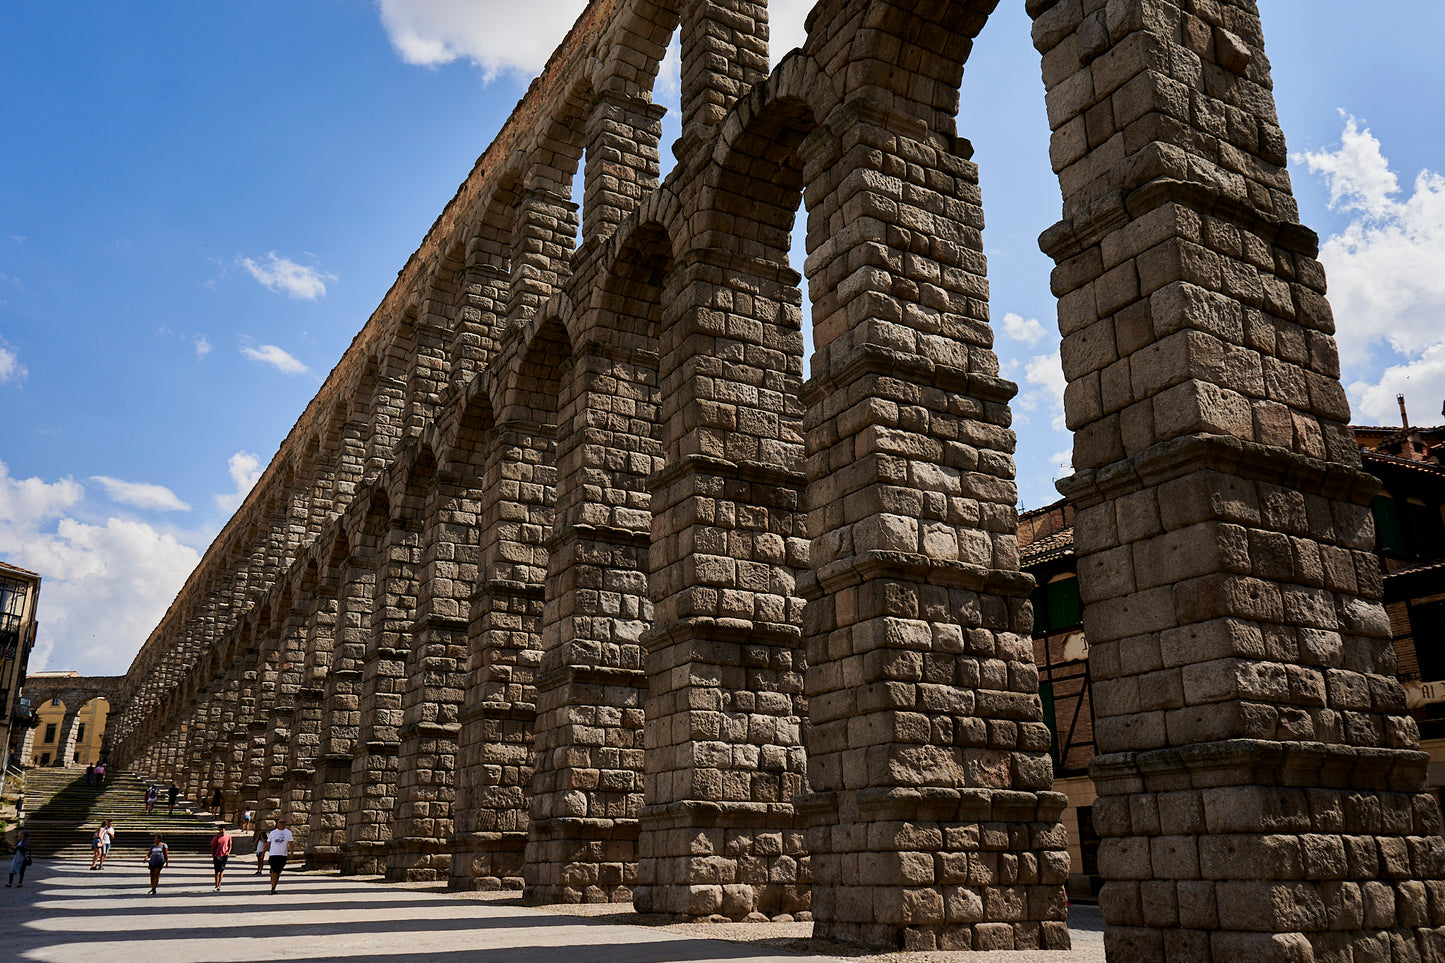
[3,859,1104,962]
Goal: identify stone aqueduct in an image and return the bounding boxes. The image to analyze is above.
[106,0,1445,956]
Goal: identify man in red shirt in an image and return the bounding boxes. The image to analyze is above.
[210,826,233,892]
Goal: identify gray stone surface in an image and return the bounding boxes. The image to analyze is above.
[0,858,1104,963]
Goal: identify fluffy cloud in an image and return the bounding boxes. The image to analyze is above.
[90,476,191,513]
[241,343,310,376]
[375,0,812,83]
[1294,116,1445,421]
[239,252,336,300]
[1001,312,1047,345]
[376,0,586,78]
[0,340,26,385]
[1350,344,1445,427]
[194,334,212,360]
[0,462,200,676]
[1024,350,1067,432]
[214,451,263,513]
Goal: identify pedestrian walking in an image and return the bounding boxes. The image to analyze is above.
[144,834,168,894]
[99,820,114,868]
[84,763,95,786]
[240,809,253,832]
[145,784,158,814]
[209,787,222,813]
[95,761,106,783]
[166,784,179,815]
[209,826,232,892]
[89,827,103,869]
[6,830,31,887]
[254,831,266,875]
[265,818,293,894]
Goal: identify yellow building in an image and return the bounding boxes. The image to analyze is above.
[27,672,110,767]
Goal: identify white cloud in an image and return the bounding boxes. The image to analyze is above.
[239,252,336,300]
[1296,114,1400,219]
[90,476,191,513]
[241,343,310,376]
[0,341,26,385]
[1025,350,1067,431]
[769,0,812,62]
[194,334,212,360]
[376,0,586,79]
[214,451,263,513]
[375,0,811,84]
[0,461,200,676]
[1294,115,1445,420]
[1001,312,1047,345]
[1350,343,1445,424]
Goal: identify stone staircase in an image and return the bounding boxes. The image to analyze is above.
[21,768,223,858]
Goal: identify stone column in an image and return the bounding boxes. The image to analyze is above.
[637,248,811,919]
[388,468,477,882]
[797,106,1069,951]
[306,548,374,869]
[506,188,578,333]
[449,421,552,891]
[259,605,307,828]
[524,344,660,903]
[449,263,507,393]
[677,0,768,158]
[341,513,419,875]
[1027,0,1445,958]
[582,90,666,245]
[283,587,336,858]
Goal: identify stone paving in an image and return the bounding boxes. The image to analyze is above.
[3,858,1104,962]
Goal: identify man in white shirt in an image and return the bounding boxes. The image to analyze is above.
[265,818,294,894]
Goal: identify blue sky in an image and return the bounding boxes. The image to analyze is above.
[2,1,1442,674]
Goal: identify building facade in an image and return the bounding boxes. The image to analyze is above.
[0,561,41,774]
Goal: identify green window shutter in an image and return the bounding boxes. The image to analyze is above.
[1374,496,1408,556]
[1044,577,1082,631]
[1406,501,1445,559]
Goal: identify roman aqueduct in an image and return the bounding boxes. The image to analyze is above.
[105,0,1445,956]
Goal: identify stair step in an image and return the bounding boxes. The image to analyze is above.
[19,769,236,858]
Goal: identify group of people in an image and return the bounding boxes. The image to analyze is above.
[6,774,296,896]
[144,817,293,895]
[142,783,181,816]
[88,821,116,869]
[81,761,107,786]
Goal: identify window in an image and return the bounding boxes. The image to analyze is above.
[76,723,86,744]
[43,723,56,743]
[1413,600,1445,683]
[51,697,61,707]
[1375,495,1445,561]
[1031,576,1082,634]
[1374,496,1407,556]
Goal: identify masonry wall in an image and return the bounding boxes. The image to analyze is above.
[112,0,1445,955]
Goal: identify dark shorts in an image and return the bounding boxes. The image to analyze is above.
[268,854,287,873]
[213,855,228,873]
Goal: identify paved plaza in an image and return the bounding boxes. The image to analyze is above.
[3,858,1105,962]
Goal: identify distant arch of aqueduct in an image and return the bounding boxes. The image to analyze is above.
[110,0,1445,957]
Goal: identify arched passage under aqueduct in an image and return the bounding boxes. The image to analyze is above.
[20,676,124,767]
[108,0,1445,958]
